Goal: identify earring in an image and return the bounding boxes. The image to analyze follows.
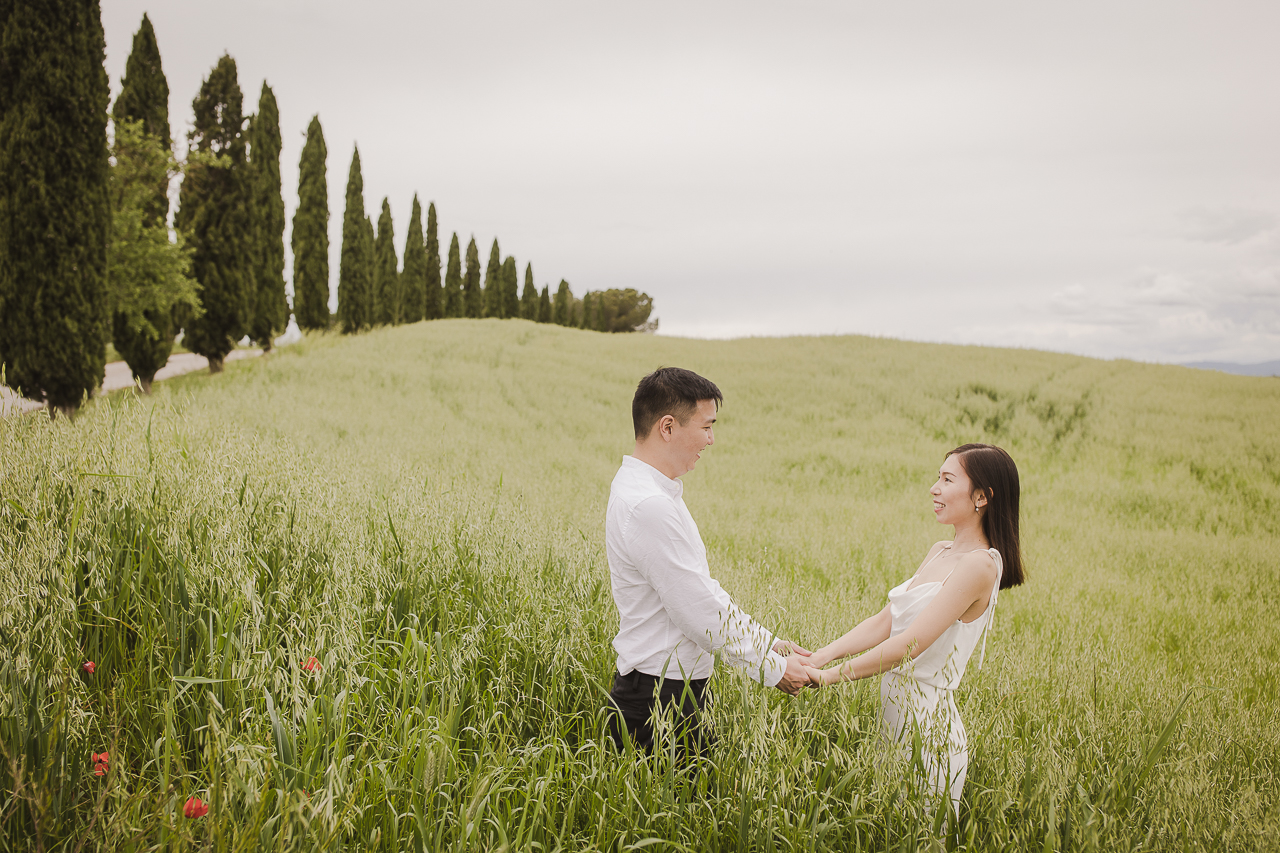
[975,505,981,513]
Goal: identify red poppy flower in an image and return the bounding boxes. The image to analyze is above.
[183,796,209,818]
[301,657,320,672]
[82,661,96,674]
[92,751,109,764]
[91,751,109,776]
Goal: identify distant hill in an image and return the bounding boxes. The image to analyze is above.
[1182,360,1280,377]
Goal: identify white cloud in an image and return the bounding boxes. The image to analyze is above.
[1181,207,1278,246]
[1013,263,1280,361]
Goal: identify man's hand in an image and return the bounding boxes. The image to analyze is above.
[773,640,812,658]
[774,654,810,695]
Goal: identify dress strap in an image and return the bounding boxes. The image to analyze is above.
[913,543,950,578]
[904,544,954,591]
[977,548,1003,668]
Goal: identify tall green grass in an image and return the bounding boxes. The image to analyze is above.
[1,319,1277,851]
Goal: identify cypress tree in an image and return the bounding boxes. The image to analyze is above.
[444,232,463,318]
[248,83,287,350]
[537,285,551,323]
[362,214,375,320]
[483,238,503,318]
[0,0,111,415]
[112,13,169,223]
[110,13,182,390]
[502,257,519,319]
[425,202,441,320]
[291,115,329,330]
[176,53,251,373]
[401,194,426,324]
[372,197,397,324]
[520,263,538,320]
[337,146,371,332]
[552,280,573,326]
[107,120,198,393]
[580,291,593,330]
[463,237,482,318]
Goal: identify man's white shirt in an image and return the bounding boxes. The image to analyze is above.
[605,455,787,687]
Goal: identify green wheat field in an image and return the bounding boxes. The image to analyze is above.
[2,319,1277,852]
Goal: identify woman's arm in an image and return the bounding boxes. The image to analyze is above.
[807,541,951,669]
[807,551,996,685]
[807,604,892,668]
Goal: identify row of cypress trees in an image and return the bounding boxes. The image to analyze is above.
[0,7,291,411]
[0,5,655,415]
[331,147,575,333]
[249,60,660,341]
[327,151,657,334]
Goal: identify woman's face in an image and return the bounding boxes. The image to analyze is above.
[931,454,985,525]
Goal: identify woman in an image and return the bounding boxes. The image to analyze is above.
[803,443,1025,814]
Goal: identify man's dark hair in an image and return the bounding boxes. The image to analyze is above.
[632,367,723,439]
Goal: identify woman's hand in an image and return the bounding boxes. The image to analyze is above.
[803,664,829,688]
[806,646,832,669]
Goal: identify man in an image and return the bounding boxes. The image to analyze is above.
[604,367,810,760]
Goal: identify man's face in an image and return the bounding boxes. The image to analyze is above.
[668,398,717,476]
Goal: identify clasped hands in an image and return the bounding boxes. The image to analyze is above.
[772,640,832,695]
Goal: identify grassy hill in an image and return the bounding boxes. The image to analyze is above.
[2,319,1277,850]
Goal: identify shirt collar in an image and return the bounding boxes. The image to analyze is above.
[622,455,683,499]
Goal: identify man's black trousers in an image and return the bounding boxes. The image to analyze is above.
[606,670,709,761]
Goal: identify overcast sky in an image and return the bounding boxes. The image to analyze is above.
[101,1,1279,364]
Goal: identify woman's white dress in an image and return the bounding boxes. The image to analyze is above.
[879,546,1003,813]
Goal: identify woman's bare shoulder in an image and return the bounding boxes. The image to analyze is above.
[956,548,999,583]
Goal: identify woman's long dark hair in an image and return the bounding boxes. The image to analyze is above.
[949,443,1025,588]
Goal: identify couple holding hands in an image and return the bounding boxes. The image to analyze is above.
[604,368,1025,814]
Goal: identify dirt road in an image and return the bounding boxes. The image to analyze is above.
[1,349,262,416]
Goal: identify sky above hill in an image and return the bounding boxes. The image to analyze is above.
[100,1,1280,364]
